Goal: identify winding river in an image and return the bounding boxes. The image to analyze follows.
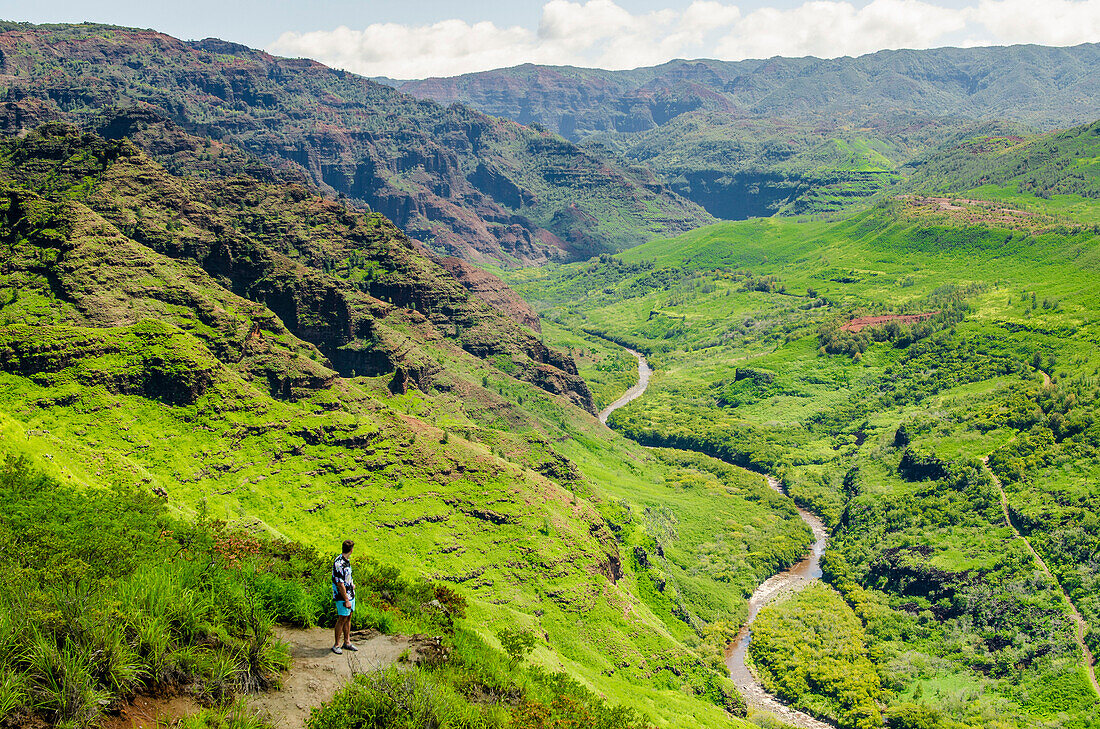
[598,347,652,424]
[600,347,833,728]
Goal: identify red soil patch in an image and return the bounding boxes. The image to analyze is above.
[101,695,201,729]
[841,312,937,332]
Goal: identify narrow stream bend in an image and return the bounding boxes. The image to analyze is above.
[725,478,831,728]
[601,348,834,728]
[598,347,652,424]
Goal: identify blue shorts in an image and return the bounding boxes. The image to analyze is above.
[336,598,355,616]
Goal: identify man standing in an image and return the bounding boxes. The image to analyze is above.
[332,539,357,654]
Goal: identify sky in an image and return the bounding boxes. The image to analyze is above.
[4,0,1100,79]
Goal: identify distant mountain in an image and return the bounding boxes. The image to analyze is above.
[396,45,1100,138]
[395,45,1100,219]
[0,22,712,265]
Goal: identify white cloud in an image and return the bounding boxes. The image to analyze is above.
[716,0,968,60]
[267,0,1100,79]
[269,21,537,79]
[972,0,1100,46]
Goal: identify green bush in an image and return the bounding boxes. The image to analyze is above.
[0,457,304,727]
[307,667,489,729]
[170,700,276,729]
[497,627,537,664]
[885,703,942,729]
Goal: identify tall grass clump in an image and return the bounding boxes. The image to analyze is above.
[0,456,319,727]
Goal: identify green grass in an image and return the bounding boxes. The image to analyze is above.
[508,204,1100,728]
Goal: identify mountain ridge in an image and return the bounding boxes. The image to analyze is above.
[395,44,1100,220]
[395,43,1100,135]
[0,21,712,265]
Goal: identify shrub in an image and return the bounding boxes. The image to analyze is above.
[885,703,942,729]
[306,668,485,729]
[0,456,314,726]
[497,628,538,664]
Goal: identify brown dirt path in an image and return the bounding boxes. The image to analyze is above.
[102,696,202,729]
[247,627,421,729]
[103,628,431,729]
[982,457,1100,697]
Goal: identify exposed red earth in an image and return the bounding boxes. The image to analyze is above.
[841,312,937,332]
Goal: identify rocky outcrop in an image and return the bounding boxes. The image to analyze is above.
[434,256,541,332]
[0,124,595,412]
[0,323,221,406]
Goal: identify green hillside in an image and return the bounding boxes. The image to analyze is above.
[0,123,815,729]
[901,119,1100,225]
[0,22,712,266]
[511,204,1100,728]
[584,113,913,219]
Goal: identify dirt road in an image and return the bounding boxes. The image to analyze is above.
[982,457,1100,697]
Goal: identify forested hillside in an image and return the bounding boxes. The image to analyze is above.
[396,45,1100,220]
[904,120,1100,203]
[0,22,711,266]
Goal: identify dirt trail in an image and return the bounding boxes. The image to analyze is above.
[247,627,421,729]
[106,628,426,729]
[982,457,1100,697]
[102,696,202,729]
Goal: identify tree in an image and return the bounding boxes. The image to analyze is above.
[497,627,538,664]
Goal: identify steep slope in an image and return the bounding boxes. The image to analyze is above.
[0,122,593,410]
[0,22,712,265]
[0,124,818,728]
[396,45,1100,219]
[903,119,1100,201]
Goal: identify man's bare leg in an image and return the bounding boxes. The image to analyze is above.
[334,615,346,649]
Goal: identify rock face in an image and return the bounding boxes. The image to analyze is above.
[434,256,541,333]
[0,23,712,266]
[0,123,596,413]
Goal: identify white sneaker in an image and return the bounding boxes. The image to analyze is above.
[331,645,343,655]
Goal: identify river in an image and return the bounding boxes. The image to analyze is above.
[598,347,652,424]
[600,347,834,728]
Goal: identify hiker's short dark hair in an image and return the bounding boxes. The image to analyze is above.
[342,539,355,554]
